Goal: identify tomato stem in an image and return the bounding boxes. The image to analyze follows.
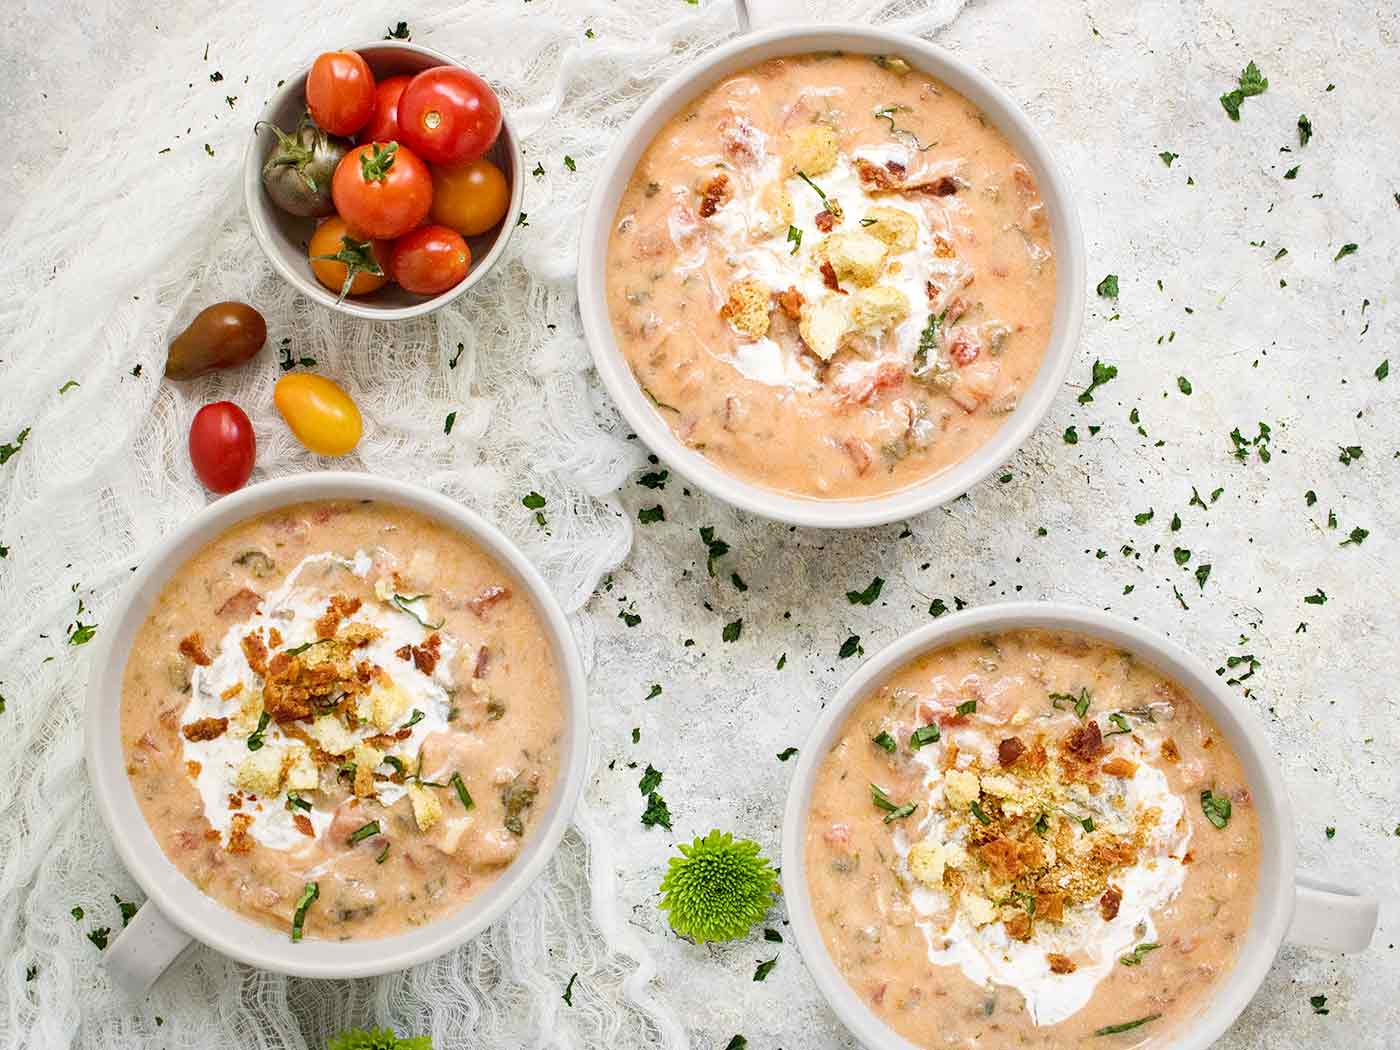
[312,235,384,303]
[256,119,318,191]
[358,141,398,183]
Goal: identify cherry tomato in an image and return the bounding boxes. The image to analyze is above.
[189,402,256,493]
[430,158,510,237]
[309,216,390,299]
[306,50,376,137]
[360,75,411,143]
[390,225,472,294]
[396,66,502,166]
[274,373,362,456]
[331,142,432,240]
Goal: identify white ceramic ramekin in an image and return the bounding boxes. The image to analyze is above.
[85,473,588,993]
[244,42,524,321]
[781,602,1378,1049]
[577,21,1085,528]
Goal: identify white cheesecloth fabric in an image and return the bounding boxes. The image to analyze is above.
[0,0,967,1047]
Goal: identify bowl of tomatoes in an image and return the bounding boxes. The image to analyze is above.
[244,41,522,320]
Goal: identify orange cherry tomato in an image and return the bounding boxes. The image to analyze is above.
[390,225,471,295]
[308,216,389,299]
[396,66,502,166]
[306,50,375,137]
[274,373,362,457]
[430,158,510,237]
[189,401,256,493]
[360,74,411,143]
[331,141,432,240]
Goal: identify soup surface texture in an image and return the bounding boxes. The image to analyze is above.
[805,629,1261,1047]
[120,499,563,941]
[605,51,1056,500]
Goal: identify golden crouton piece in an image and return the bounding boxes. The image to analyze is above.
[943,768,981,809]
[861,206,919,252]
[408,782,444,832]
[283,744,319,792]
[369,680,413,731]
[230,686,265,736]
[234,748,286,796]
[307,714,358,756]
[797,296,852,361]
[782,124,839,176]
[824,231,887,287]
[720,278,772,339]
[751,181,794,239]
[849,286,910,332]
[908,839,968,887]
[351,743,383,798]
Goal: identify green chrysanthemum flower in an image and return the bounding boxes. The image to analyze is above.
[658,830,780,943]
[327,1029,430,1050]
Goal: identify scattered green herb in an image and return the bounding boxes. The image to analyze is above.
[347,820,380,845]
[290,881,319,941]
[847,577,884,605]
[1119,942,1161,966]
[1200,789,1232,829]
[910,724,941,749]
[872,731,897,753]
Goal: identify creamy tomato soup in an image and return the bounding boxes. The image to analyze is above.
[805,630,1260,1047]
[120,500,562,941]
[606,52,1056,500]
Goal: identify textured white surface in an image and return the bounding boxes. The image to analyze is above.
[0,2,1395,1050]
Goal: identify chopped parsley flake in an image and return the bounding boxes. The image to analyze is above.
[1078,360,1118,404]
[1220,60,1268,121]
[722,619,742,642]
[1096,274,1119,298]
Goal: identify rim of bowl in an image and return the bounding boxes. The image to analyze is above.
[83,472,588,978]
[779,602,1296,1050]
[578,25,1086,528]
[243,41,524,322]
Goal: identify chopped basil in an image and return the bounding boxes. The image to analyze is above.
[1119,942,1161,966]
[910,724,941,749]
[290,881,319,942]
[699,526,730,577]
[1201,790,1232,829]
[870,783,917,823]
[955,699,977,716]
[1093,1014,1161,1036]
[872,731,897,753]
[722,619,742,642]
[375,842,390,864]
[646,684,662,700]
[839,634,862,659]
[450,771,475,809]
[347,820,380,845]
[969,799,992,825]
[1220,60,1267,121]
[1050,688,1092,718]
[562,971,579,1006]
[640,791,672,829]
[786,225,802,255]
[246,711,271,751]
[764,928,783,942]
[1310,993,1329,1015]
[637,505,665,524]
[403,709,425,729]
[286,793,312,812]
[1105,713,1133,736]
[1033,812,1050,836]
[86,928,111,951]
[1297,113,1312,146]
[392,593,444,630]
[795,170,826,201]
[1081,816,1096,833]
[1334,243,1358,262]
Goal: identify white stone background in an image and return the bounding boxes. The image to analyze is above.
[1,0,1396,1047]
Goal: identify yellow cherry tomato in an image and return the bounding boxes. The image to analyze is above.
[274,373,362,456]
[430,158,510,237]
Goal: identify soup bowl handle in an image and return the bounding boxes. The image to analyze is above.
[735,0,797,33]
[1287,872,1379,953]
[104,901,193,996]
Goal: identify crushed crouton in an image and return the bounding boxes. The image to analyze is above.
[227,812,255,854]
[782,124,839,176]
[1047,953,1077,974]
[978,773,1020,799]
[943,768,981,809]
[369,679,413,731]
[230,688,264,736]
[824,231,887,287]
[234,748,286,796]
[307,714,358,756]
[178,633,211,667]
[283,744,319,792]
[1102,757,1139,778]
[409,782,444,831]
[797,295,852,360]
[861,206,919,252]
[848,285,910,332]
[351,743,383,797]
[720,278,772,338]
[962,893,997,927]
[909,839,966,887]
[181,717,228,742]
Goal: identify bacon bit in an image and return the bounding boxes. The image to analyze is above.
[943,296,973,325]
[185,760,202,778]
[268,627,283,648]
[293,814,315,837]
[1102,757,1138,778]
[1003,911,1033,941]
[885,159,907,178]
[202,829,220,843]
[227,813,255,854]
[215,587,263,619]
[819,259,843,293]
[1065,721,1104,762]
[998,737,1026,767]
[1100,884,1123,921]
[841,436,874,476]
[948,330,980,366]
[823,823,851,849]
[921,175,959,197]
[697,172,730,218]
[838,363,906,407]
[241,632,269,676]
[1160,737,1180,763]
[1181,850,1195,864]
[1202,736,1214,750]
[412,646,438,676]
[227,793,243,810]
[467,585,512,618]
[1231,786,1253,805]
[1047,953,1077,975]
[395,644,412,662]
[182,717,229,742]
[777,286,804,320]
[813,209,835,232]
[178,633,212,667]
[474,646,491,679]
[854,157,898,192]
[315,595,363,640]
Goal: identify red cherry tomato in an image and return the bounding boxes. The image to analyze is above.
[396,66,502,166]
[189,402,255,494]
[306,50,376,137]
[360,74,411,143]
[390,225,472,294]
[331,141,432,239]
